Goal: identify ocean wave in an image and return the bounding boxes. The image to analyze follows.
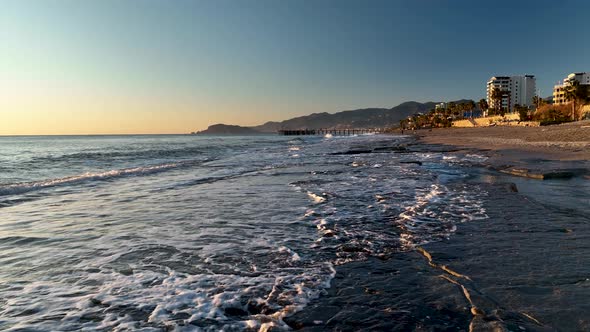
[163,169,263,190]
[0,236,52,246]
[396,184,488,249]
[0,162,191,197]
[292,144,490,265]
[29,146,206,164]
[0,243,336,332]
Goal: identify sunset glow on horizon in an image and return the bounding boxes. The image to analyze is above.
[2,0,589,135]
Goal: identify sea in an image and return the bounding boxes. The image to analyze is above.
[0,134,588,331]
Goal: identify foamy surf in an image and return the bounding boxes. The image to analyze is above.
[307,191,326,204]
[0,163,187,197]
[0,134,499,331]
[395,183,488,249]
[0,244,336,332]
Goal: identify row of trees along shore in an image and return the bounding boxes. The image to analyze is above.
[400,81,590,130]
[399,101,476,130]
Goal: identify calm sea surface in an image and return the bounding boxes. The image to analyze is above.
[0,135,588,331]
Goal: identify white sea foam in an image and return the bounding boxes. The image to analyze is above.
[278,246,302,262]
[1,258,336,331]
[396,184,488,249]
[307,191,326,204]
[0,163,182,197]
[303,209,316,218]
[1,132,494,331]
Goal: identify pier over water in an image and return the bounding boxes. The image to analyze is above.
[278,128,385,136]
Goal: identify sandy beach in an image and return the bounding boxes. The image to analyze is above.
[414,120,590,163]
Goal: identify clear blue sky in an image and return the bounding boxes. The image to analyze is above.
[2,0,589,134]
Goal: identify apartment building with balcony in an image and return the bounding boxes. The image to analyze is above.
[486,75,536,112]
[553,72,590,105]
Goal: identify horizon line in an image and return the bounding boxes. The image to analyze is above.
[0,133,191,137]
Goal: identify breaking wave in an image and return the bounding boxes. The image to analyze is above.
[0,162,192,197]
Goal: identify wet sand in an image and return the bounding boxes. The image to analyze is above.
[415,120,590,163]
[287,181,590,331]
[285,125,590,331]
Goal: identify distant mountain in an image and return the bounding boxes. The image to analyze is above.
[195,124,262,135]
[194,100,474,134]
[252,100,477,132]
[251,102,433,132]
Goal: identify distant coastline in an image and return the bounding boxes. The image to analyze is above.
[193,100,474,135]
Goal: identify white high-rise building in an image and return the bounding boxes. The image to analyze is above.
[553,72,590,105]
[486,75,536,112]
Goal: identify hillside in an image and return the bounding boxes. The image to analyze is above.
[195,124,262,135]
[254,102,441,132]
[194,100,474,134]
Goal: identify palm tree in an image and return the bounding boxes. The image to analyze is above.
[462,102,470,118]
[564,79,589,121]
[514,104,529,121]
[490,87,505,115]
[532,96,545,110]
[455,102,468,119]
[457,103,466,118]
[447,101,458,115]
[467,100,476,118]
[478,99,488,117]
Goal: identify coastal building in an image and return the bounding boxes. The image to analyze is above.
[553,72,590,105]
[435,102,446,110]
[486,75,536,112]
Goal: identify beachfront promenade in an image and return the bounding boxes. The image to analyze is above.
[278,128,386,136]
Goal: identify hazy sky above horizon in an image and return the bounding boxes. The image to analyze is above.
[2,0,589,134]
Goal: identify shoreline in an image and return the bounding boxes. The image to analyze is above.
[284,133,590,331]
[413,120,590,158]
[410,121,590,179]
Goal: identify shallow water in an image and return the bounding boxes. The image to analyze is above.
[0,134,588,331]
